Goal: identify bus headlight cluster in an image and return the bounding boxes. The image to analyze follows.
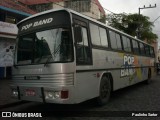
[44,91,61,99]
[44,90,69,100]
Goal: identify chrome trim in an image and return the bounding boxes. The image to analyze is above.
[12,73,74,86]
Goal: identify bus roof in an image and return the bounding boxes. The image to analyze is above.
[17,8,152,46]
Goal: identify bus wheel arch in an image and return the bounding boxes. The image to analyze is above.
[96,72,113,106]
[102,73,113,91]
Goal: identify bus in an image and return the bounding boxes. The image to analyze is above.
[11,8,156,105]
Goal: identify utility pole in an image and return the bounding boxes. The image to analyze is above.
[137,4,156,39]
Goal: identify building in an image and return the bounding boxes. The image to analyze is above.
[18,0,106,20]
[0,0,36,79]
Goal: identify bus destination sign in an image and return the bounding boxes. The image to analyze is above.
[21,18,53,32]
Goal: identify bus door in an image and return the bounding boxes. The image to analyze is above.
[73,20,92,65]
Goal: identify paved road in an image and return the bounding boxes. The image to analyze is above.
[0,75,160,120]
[0,80,20,106]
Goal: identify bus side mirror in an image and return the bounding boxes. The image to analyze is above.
[74,26,82,43]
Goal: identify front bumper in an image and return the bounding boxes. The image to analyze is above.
[11,85,76,104]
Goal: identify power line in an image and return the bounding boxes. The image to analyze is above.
[153,16,160,23]
[103,8,118,15]
[91,1,118,15]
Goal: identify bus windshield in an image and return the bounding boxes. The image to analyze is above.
[17,28,73,65]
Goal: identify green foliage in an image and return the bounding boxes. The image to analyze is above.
[106,13,158,43]
[98,15,106,24]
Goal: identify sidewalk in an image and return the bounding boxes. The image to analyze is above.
[0,79,20,107]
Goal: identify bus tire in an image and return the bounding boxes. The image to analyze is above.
[96,76,111,106]
[145,68,151,84]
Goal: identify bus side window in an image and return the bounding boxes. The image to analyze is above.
[132,39,140,54]
[122,36,131,52]
[89,23,101,46]
[145,45,150,56]
[109,30,122,50]
[150,47,155,57]
[74,26,91,65]
[99,27,108,47]
[139,42,145,55]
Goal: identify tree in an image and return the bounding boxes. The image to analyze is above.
[106,13,158,43]
[98,15,106,24]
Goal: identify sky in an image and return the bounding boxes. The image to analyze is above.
[99,0,160,47]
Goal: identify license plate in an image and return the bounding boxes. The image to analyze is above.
[25,89,36,96]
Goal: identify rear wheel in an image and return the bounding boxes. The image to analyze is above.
[96,76,111,106]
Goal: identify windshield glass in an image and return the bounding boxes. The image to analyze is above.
[17,28,73,65]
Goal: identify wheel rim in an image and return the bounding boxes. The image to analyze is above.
[101,82,110,99]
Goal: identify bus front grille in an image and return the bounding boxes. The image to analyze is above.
[11,73,74,86]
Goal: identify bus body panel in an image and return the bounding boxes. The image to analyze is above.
[75,48,155,101]
[91,48,154,90]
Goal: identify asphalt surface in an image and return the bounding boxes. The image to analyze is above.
[0,75,160,120]
[0,80,20,107]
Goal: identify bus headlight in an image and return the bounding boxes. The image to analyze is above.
[44,91,61,99]
[44,90,68,100]
[12,89,18,97]
[54,91,61,98]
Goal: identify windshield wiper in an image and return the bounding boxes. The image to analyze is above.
[44,44,61,67]
[44,28,62,66]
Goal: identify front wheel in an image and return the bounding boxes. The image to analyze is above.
[96,76,111,106]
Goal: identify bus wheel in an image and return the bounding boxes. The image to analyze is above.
[96,76,111,106]
[145,69,151,84]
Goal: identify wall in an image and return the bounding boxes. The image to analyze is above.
[51,1,101,20]
[52,2,64,9]
[90,1,100,19]
[0,21,17,78]
[0,38,15,67]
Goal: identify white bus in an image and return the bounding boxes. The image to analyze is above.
[11,9,156,105]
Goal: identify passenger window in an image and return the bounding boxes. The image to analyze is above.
[109,30,122,50]
[90,23,108,47]
[90,23,101,46]
[99,27,108,47]
[145,45,150,56]
[116,34,122,50]
[122,36,131,52]
[132,40,139,54]
[139,42,145,55]
[150,47,155,57]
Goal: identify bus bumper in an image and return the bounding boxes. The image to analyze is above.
[11,85,77,104]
